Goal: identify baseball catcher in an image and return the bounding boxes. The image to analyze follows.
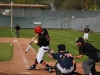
[48,44,76,75]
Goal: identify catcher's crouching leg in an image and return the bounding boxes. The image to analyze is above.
[55,62,61,75]
[40,60,52,73]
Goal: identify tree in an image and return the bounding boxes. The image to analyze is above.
[54,0,100,10]
[58,0,82,10]
[2,0,35,4]
[96,0,100,9]
[2,0,100,10]
[54,0,64,10]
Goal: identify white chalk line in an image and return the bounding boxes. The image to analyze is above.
[10,28,31,74]
[17,42,29,68]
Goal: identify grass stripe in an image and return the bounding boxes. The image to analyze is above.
[0,27,100,62]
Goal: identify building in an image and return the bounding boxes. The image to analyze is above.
[0,2,47,15]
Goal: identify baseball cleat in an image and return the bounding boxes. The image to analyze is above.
[27,66,36,70]
[71,71,76,75]
[47,66,52,73]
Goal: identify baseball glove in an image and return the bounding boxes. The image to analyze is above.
[48,49,55,56]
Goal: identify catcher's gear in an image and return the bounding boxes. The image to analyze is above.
[48,49,55,56]
[34,26,42,34]
[57,44,66,52]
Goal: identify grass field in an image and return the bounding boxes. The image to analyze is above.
[0,27,100,62]
[0,43,13,62]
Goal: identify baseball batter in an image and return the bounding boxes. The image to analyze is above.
[83,26,90,42]
[73,37,100,75]
[27,26,52,73]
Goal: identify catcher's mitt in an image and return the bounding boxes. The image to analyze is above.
[48,49,55,56]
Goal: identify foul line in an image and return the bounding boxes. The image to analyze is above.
[17,42,29,68]
[10,28,29,69]
[11,28,17,40]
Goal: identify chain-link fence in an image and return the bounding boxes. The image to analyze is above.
[0,9,100,32]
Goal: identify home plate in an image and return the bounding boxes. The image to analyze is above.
[13,40,17,42]
[20,72,32,74]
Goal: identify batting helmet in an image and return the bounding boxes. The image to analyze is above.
[76,37,84,43]
[34,26,42,34]
[57,44,66,52]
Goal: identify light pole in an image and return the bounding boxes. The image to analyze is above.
[75,0,76,10]
[11,1,13,28]
[82,0,83,11]
[72,16,75,29]
[95,0,97,10]
[82,0,84,11]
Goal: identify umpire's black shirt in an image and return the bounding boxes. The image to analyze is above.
[37,29,50,47]
[79,43,98,60]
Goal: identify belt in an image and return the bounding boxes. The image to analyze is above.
[43,48,48,50]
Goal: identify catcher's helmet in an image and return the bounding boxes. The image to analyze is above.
[76,37,84,43]
[57,44,66,52]
[34,26,42,34]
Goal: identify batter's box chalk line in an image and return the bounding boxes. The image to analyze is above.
[13,40,17,42]
[20,72,32,74]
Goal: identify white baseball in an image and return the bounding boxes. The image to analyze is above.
[10,44,12,46]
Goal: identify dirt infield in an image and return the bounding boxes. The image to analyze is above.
[0,37,100,75]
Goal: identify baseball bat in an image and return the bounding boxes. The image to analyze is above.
[25,42,32,53]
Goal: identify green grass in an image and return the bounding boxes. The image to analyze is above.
[0,43,13,62]
[0,27,100,62]
[0,27,13,37]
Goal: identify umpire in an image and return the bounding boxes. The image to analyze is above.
[15,24,20,38]
[73,37,100,75]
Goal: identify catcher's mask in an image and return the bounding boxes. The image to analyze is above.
[34,26,42,34]
[76,37,84,43]
[57,44,66,52]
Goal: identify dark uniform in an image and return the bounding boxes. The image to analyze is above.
[74,37,100,75]
[50,44,75,75]
[28,28,52,73]
[83,26,90,41]
[84,28,90,33]
[37,29,49,47]
[53,52,74,75]
[15,24,20,38]
[79,42,100,75]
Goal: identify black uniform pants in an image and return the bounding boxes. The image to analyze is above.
[16,30,19,38]
[82,58,97,75]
